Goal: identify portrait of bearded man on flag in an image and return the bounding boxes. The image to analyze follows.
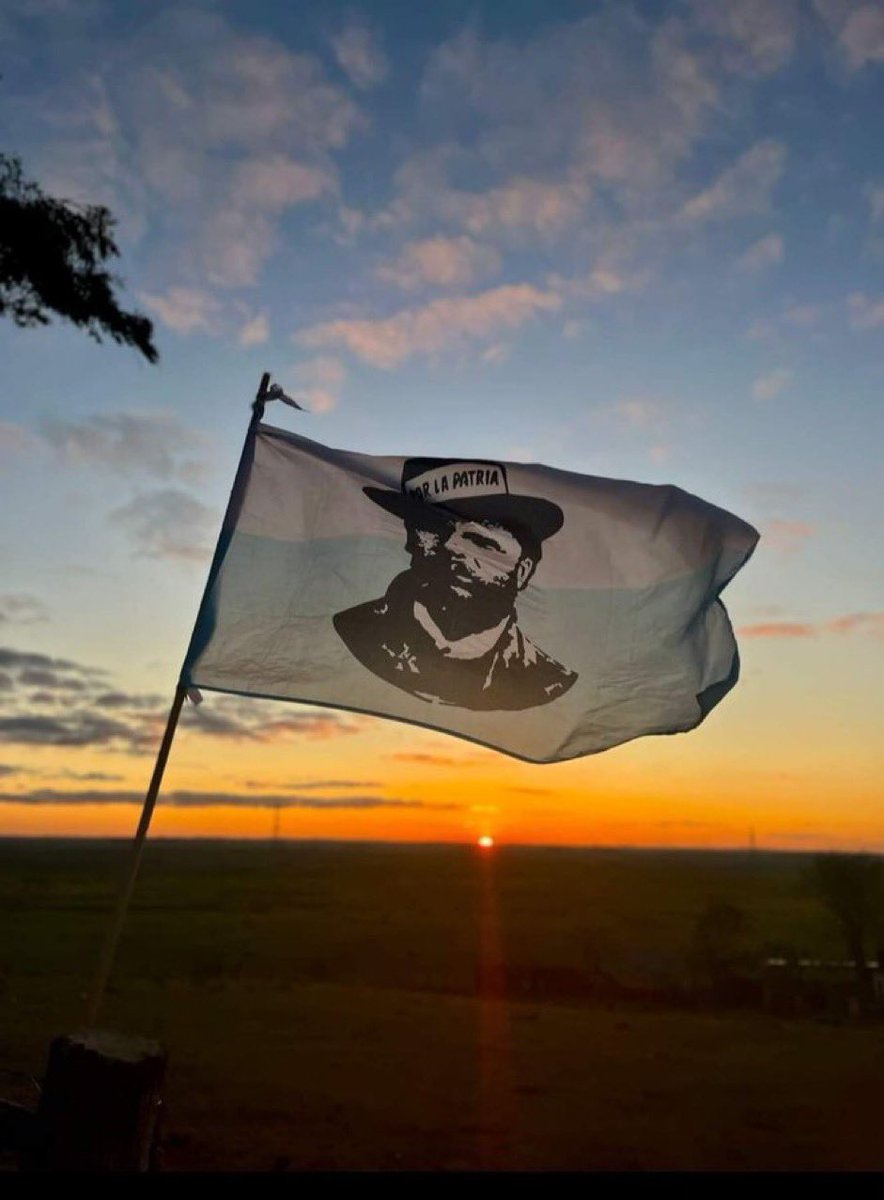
[333,458,579,711]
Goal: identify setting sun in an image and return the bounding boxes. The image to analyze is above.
[478,836,495,849]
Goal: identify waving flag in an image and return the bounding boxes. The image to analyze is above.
[182,422,758,763]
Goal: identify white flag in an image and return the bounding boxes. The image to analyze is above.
[182,423,758,763]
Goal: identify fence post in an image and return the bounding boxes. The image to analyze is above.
[25,1030,167,1171]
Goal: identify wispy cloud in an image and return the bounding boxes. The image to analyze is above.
[329,18,388,90]
[739,621,816,638]
[740,611,884,639]
[139,287,224,336]
[238,312,270,347]
[109,489,216,562]
[681,140,786,223]
[299,283,562,368]
[40,411,209,483]
[288,356,347,413]
[689,0,800,77]
[0,788,458,810]
[393,751,479,767]
[816,1,884,71]
[737,232,784,272]
[848,292,884,330]
[377,236,501,291]
[0,648,363,756]
[763,518,815,554]
[19,9,363,301]
[752,367,793,401]
[826,612,884,638]
[0,595,49,625]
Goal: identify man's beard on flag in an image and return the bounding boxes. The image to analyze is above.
[404,516,524,641]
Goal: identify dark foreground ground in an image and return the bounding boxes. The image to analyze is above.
[1,838,883,1171]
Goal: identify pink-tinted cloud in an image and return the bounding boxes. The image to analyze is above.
[739,622,816,638]
[737,232,784,272]
[848,292,884,330]
[740,612,884,640]
[681,140,786,222]
[140,287,223,336]
[752,367,793,401]
[763,518,815,554]
[329,19,388,90]
[288,356,347,413]
[826,612,884,638]
[299,283,562,368]
[689,0,799,76]
[377,236,501,291]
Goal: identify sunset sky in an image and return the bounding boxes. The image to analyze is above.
[0,0,881,850]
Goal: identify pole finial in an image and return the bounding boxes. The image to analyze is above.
[253,371,271,422]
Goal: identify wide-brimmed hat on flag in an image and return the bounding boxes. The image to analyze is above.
[363,457,565,542]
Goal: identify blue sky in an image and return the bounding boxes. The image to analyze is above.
[0,0,882,844]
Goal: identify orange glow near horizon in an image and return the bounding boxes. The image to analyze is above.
[1,631,882,853]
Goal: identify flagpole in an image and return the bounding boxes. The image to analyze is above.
[84,371,272,1029]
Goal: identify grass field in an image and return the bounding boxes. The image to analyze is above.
[2,838,882,1171]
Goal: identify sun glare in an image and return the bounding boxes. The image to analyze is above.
[478,835,495,849]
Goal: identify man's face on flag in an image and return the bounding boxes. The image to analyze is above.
[405,511,535,629]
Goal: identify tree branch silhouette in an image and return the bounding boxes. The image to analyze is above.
[0,153,158,363]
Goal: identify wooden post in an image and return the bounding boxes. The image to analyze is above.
[27,1031,167,1172]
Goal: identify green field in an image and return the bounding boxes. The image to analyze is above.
[2,838,882,1171]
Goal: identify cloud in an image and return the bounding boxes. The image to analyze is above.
[614,398,668,431]
[0,764,21,778]
[848,292,884,330]
[288,356,347,413]
[752,367,793,401]
[688,0,799,76]
[180,697,361,742]
[0,422,37,456]
[681,140,786,222]
[375,152,591,240]
[868,184,884,224]
[739,622,816,638]
[139,287,224,336]
[0,595,49,625]
[740,612,884,639]
[0,651,363,757]
[0,647,104,677]
[763,518,815,554]
[109,489,216,562]
[0,788,457,810]
[418,16,719,196]
[18,9,363,296]
[835,4,884,70]
[202,156,335,288]
[299,283,562,368]
[0,713,136,747]
[826,612,884,638]
[393,752,479,766]
[737,232,784,272]
[377,236,501,291]
[329,19,388,89]
[238,312,270,347]
[40,411,209,482]
[242,778,380,790]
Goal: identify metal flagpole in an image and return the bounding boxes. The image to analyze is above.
[84,372,272,1028]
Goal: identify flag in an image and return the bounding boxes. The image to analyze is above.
[182,423,758,764]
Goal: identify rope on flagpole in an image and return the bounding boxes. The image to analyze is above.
[83,371,274,1029]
